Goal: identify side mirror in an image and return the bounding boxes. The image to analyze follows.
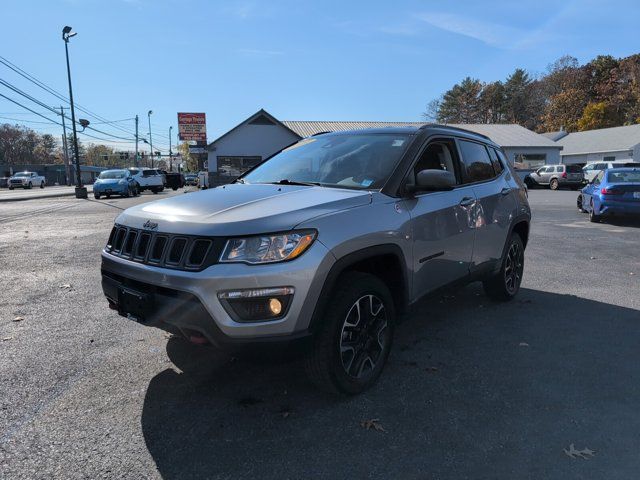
[406,169,456,194]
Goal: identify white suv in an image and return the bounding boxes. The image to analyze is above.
[128,168,165,194]
[583,161,636,183]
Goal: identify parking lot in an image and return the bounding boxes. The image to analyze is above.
[1,188,639,479]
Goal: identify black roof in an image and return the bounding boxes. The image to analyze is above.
[318,124,495,144]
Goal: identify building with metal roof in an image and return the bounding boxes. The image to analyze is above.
[553,124,640,164]
[207,109,562,183]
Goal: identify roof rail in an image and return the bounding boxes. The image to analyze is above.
[310,131,332,136]
[420,123,492,141]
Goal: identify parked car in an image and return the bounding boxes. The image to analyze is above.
[8,171,46,190]
[160,171,185,191]
[101,125,530,394]
[0,177,9,188]
[93,169,138,199]
[526,164,584,190]
[577,167,640,222]
[583,161,640,183]
[184,173,198,186]
[128,168,165,194]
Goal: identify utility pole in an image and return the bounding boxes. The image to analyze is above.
[169,125,173,172]
[60,106,70,185]
[134,114,139,167]
[147,110,153,168]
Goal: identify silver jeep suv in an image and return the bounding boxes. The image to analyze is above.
[101,125,530,394]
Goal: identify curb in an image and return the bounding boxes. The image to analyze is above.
[0,189,92,203]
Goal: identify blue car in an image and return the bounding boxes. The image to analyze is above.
[93,169,138,199]
[577,167,640,222]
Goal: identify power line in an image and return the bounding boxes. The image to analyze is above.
[0,115,59,125]
[0,92,62,126]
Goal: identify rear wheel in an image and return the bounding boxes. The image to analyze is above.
[40,182,45,189]
[305,272,395,395]
[94,193,101,199]
[589,199,601,223]
[483,233,525,301]
[549,178,559,190]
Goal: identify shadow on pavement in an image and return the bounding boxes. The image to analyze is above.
[141,284,640,479]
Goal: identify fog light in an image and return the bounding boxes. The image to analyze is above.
[269,298,282,315]
[218,287,294,322]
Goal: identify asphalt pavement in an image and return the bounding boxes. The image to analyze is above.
[1,189,639,479]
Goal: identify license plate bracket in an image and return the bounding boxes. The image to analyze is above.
[118,286,153,322]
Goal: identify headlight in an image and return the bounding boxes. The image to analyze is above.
[219,230,316,264]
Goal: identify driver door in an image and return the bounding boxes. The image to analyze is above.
[404,137,476,300]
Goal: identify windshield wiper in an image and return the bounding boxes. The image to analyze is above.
[269,179,322,187]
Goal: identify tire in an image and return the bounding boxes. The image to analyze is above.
[549,178,559,190]
[589,199,601,223]
[159,186,164,192]
[524,177,536,189]
[152,188,158,194]
[305,272,395,395]
[94,193,101,199]
[106,194,111,199]
[133,183,140,196]
[483,232,525,301]
[40,182,45,189]
[123,187,130,198]
[9,186,13,190]
[172,187,178,191]
[577,194,586,213]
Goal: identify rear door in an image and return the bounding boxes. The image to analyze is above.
[456,139,516,272]
[404,137,476,299]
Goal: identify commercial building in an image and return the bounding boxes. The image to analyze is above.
[550,124,640,165]
[207,109,563,183]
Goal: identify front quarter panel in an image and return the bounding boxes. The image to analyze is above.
[295,192,413,298]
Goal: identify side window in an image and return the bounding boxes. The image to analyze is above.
[555,166,564,173]
[412,138,459,184]
[488,148,504,174]
[130,169,139,175]
[545,166,555,173]
[593,171,604,184]
[458,140,496,183]
[595,163,605,171]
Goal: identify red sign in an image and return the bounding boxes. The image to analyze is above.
[178,113,207,142]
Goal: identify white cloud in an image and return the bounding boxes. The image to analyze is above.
[416,12,524,49]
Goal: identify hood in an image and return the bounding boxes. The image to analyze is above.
[116,183,372,236]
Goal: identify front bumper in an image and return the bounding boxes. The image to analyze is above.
[100,240,335,347]
[94,183,127,195]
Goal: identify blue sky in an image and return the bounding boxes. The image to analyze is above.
[2,0,640,152]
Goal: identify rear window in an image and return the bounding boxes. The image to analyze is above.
[566,165,582,173]
[142,170,156,177]
[607,171,640,183]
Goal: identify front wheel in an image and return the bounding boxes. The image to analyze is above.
[483,233,525,301]
[94,193,101,199]
[305,272,395,395]
[577,194,586,213]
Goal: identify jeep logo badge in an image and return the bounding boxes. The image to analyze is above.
[143,220,158,231]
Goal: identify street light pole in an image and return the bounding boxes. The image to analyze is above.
[147,110,153,168]
[134,114,139,167]
[60,106,71,185]
[169,125,173,172]
[62,25,87,198]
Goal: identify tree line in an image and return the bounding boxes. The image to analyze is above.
[0,123,197,171]
[426,54,640,133]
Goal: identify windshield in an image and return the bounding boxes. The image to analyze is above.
[607,170,640,183]
[98,170,127,179]
[241,133,411,190]
[14,172,30,177]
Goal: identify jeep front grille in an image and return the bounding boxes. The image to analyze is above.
[105,225,223,271]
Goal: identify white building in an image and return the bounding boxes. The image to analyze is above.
[551,124,640,165]
[207,109,563,183]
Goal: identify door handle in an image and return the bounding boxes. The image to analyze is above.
[500,187,511,196]
[459,196,475,207]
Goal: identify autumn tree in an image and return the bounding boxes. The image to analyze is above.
[577,102,619,131]
[541,88,589,132]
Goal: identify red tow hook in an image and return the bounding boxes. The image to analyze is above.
[188,333,210,345]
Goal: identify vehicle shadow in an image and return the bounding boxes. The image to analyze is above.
[141,284,640,479]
